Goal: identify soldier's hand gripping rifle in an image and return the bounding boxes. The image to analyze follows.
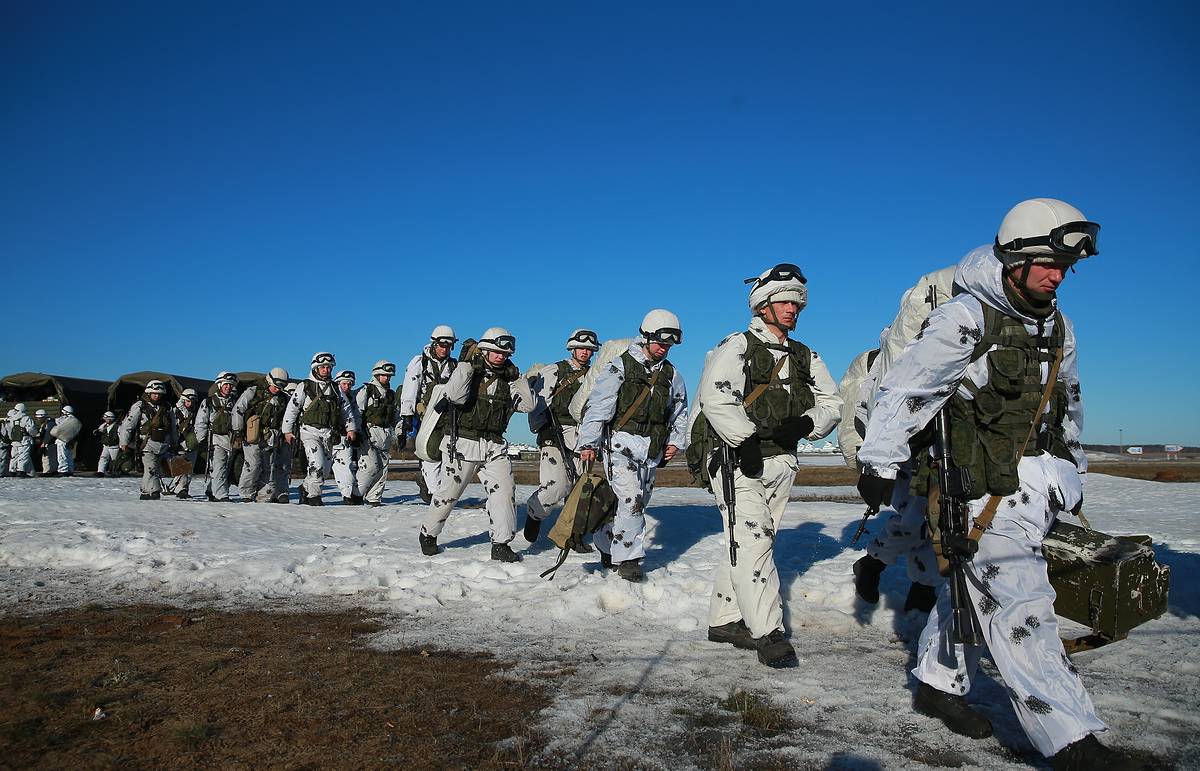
[850,500,879,546]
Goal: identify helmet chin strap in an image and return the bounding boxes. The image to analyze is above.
[762,304,796,332]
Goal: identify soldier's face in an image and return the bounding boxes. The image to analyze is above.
[377,374,392,388]
[645,342,671,362]
[432,340,452,360]
[573,348,594,365]
[219,383,233,397]
[339,381,352,393]
[149,393,161,402]
[1022,263,1069,296]
[485,351,509,367]
[267,385,280,395]
[762,300,800,330]
[316,364,332,379]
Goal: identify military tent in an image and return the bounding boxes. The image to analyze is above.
[1,372,109,469]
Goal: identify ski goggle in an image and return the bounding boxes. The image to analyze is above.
[569,330,599,347]
[481,335,517,353]
[311,352,335,367]
[335,370,356,383]
[996,221,1100,258]
[432,337,455,348]
[374,364,396,376]
[643,327,682,346]
[744,263,807,288]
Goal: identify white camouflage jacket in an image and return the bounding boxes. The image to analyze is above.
[400,346,457,417]
[281,376,358,437]
[118,399,178,448]
[441,358,534,462]
[858,245,1086,480]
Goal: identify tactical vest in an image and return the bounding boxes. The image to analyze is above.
[9,420,26,443]
[249,387,288,431]
[550,360,587,428]
[99,422,120,447]
[456,370,514,442]
[742,332,816,457]
[362,383,397,428]
[208,396,233,436]
[418,355,455,412]
[175,408,195,437]
[915,304,1069,500]
[613,352,676,459]
[301,380,343,429]
[140,401,169,442]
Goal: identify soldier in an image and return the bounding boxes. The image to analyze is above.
[94,410,121,477]
[8,404,37,478]
[856,200,1131,767]
[696,264,842,667]
[283,352,358,506]
[0,409,12,477]
[523,328,599,542]
[355,360,401,508]
[233,368,291,503]
[169,389,200,498]
[577,310,690,582]
[331,369,362,504]
[419,328,534,562]
[50,405,82,476]
[400,325,458,503]
[196,372,240,502]
[119,380,178,500]
[33,408,56,475]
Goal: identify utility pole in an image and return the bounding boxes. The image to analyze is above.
[1119,428,1123,455]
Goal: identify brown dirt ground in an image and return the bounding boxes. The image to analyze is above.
[0,606,549,770]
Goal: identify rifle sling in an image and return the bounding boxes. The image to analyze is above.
[743,351,789,408]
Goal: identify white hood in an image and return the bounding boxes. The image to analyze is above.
[953,244,1055,326]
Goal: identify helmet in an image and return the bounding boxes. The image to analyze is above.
[311,351,336,369]
[14,403,26,413]
[995,198,1099,265]
[477,327,516,354]
[430,325,457,346]
[103,410,115,420]
[746,263,808,312]
[266,367,289,388]
[181,388,197,400]
[62,405,74,415]
[335,369,356,385]
[34,409,47,418]
[144,380,167,395]
[566,328,600,351]
[215,371,238,387]
[639,309,682,346]
[372,360,397,378]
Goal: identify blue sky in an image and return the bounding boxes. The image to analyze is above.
[3,2,1198,445]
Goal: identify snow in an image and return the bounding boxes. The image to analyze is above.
[1,473,1197,768]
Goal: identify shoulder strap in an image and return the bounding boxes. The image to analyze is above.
[968,343,1066,542]
[744,350,790,408]
[612,364,662,434]
[549,366,586,400]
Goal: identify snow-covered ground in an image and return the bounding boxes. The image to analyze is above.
[1,474,1197,768]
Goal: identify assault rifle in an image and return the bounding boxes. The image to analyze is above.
[717,438,739,567]
[925,284,984,646]
[545,404,580,489]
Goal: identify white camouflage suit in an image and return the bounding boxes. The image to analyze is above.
[699,316,842,638]
[8,411,37,475]
[119,398,178,495]
[525,360,589,522]
[35,417,57,474]
[400,346,457,498]
[331,382,362,499]
[50,412,82,473]
[282,377,358,500]
[0,414,12,476]
[232,384,290,502]
[195,390,239,500]
[576,340,689,564]
[169,400,199,495]
[420,361,534,544]
[858,246,1103,757]
[95,419,121,475]
[355,379,401,505]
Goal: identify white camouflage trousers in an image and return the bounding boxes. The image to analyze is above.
[12,440,33,474]
[912,453,1104,757]
[421,437,517,544]
[526,443,583,521]
[140,439,167,494]
[207,434,234,499]
[596,451,659,563]
[97,445,120,475]
[40,442,57,474]
[0,444,9,476]
[55,440,74,473]
[867,466,941,587]
[708,454,796,638]
[240,438,285,501]
[355,426,392,505]
[331,440,359,498]
[298,426,334,499]
[418,459,443,501]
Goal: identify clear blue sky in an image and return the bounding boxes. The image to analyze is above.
[3,2,1198,445]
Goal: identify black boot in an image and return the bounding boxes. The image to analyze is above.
[149,491,161,500]
[342,496,354,505]
[139,493,151,500]
[599,552,613,569]
[913,682,993,739]
[206,489,218,502]
[618,559,644,582]
[904,582,938,613]
[419,532,438,556]
[571,541,594,553]
[491,543,522,563]
[273,493,290,504]
[708,619,756,650]
[369,501,382,508]
[523,514,542,543]
[1052,734,1142,771]
[298,488,308,505]
[351,494,364,505]
[754,629,798,668]
[853,555,886,604]
[307,496,324,506]
[177,489,190,500]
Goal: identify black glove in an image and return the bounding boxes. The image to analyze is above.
[856,474,895,510]
[1071,495,1083,517]
[499,360,520,383]
[401,415,415,435]
[395,431,407,451]
[772,415,815,448]
[737,435,764,478]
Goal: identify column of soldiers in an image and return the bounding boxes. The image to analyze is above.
[0,197,1135,768]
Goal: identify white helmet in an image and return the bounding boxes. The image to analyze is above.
[181,388,197,400]
[335,369,356,385]
[477,327,516,354]
[144,380,167,395]
[14,403,26,413]
[430,325,457,346]
[311,351,335,369]
[62,405,74,415]
[215,371,238,387]
[34,409,47,418]
[746,263,808,313]
[566,328,600,351]
[103,410,115,420]
[995,198,1099,265]
[372,360,396,378]
[639,309,682,346]
[266,367,289,388]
